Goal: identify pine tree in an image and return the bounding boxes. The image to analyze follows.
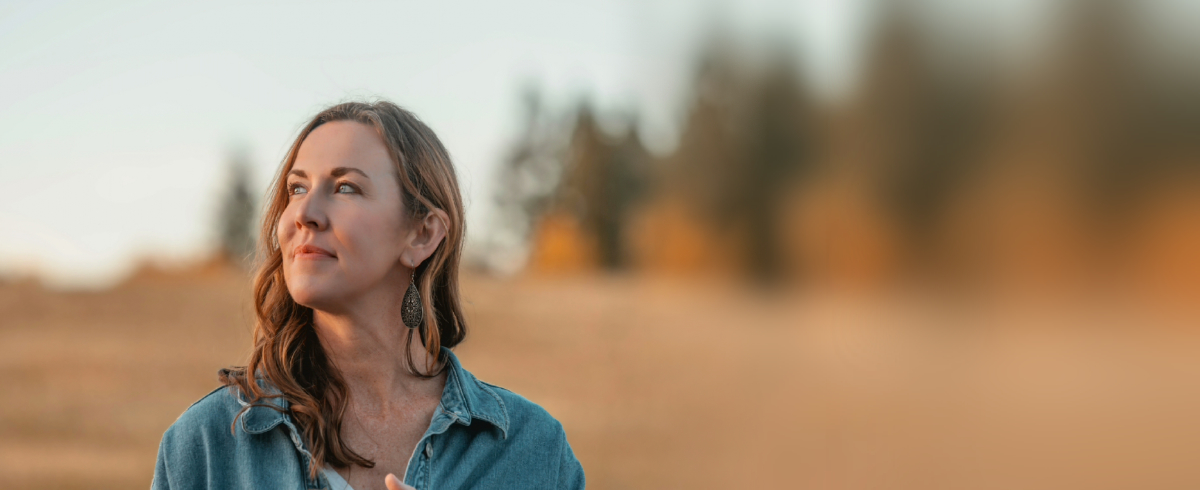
[217,148,257,269]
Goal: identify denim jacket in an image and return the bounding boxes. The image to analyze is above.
[152,347,585,489]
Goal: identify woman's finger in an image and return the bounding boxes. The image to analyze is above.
[385,473,417,490]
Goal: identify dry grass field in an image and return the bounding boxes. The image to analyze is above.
[2,266,1199,489]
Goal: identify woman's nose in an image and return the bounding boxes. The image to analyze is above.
[294,191,328,231]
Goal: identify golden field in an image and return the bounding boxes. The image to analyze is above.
[2,265,1199,489]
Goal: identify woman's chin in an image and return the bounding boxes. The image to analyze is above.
[286,283,346,312]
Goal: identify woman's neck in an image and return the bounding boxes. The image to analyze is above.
[312,300,446,413]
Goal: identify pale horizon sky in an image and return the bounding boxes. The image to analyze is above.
[0,0,1115,288]
[0,0,882,288]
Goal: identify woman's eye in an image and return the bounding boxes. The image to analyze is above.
[288,184,307,196]
[337,183,358,194]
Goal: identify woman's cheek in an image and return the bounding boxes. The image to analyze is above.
[277,223,296,254]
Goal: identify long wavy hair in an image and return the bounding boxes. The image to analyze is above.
[219,100,468,479]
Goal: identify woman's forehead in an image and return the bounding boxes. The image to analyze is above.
[293,120,393,176]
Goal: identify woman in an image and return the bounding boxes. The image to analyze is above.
[152,101,585,490]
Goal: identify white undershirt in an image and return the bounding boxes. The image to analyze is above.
[322,464,355,490]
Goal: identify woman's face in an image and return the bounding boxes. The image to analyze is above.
[278,120,413,311]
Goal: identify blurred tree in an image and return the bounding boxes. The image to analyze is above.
[1046,0,1200,225]
[670,37,818,284]
[670,37,743,221]
[853,4,994,266]
[492,86,570,259]
[556,104,650,270]
[737,49,818,283]
[216,147,257,269]
[1049,0,1147,219]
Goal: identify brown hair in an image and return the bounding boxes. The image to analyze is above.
[219,100,468,479]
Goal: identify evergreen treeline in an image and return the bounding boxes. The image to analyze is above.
[494,0,1200,288]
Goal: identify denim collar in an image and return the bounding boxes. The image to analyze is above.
[235,378,290,435]
[436,346,510,439]
[238,346,509,439]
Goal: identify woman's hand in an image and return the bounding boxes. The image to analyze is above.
[385,473,417,490]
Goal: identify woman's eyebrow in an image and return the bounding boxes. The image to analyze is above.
[330,167,370,179]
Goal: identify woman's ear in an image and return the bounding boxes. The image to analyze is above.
[405,208,449,267]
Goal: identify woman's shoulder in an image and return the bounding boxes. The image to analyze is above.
[444,349,565,439]
[164,381,289,439]
[470,377,567,439]
[153,383,311,490]
[163,385,247,437]
[465,378,585,488]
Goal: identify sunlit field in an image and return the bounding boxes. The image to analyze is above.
[2,264,1198,489]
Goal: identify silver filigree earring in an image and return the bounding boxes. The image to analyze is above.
[401,260,423,329]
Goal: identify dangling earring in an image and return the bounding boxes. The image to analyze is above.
[401,259,423,329]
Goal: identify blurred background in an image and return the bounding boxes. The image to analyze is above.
[2,0,1200,488]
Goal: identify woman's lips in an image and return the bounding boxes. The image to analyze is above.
[294,244,335,260]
